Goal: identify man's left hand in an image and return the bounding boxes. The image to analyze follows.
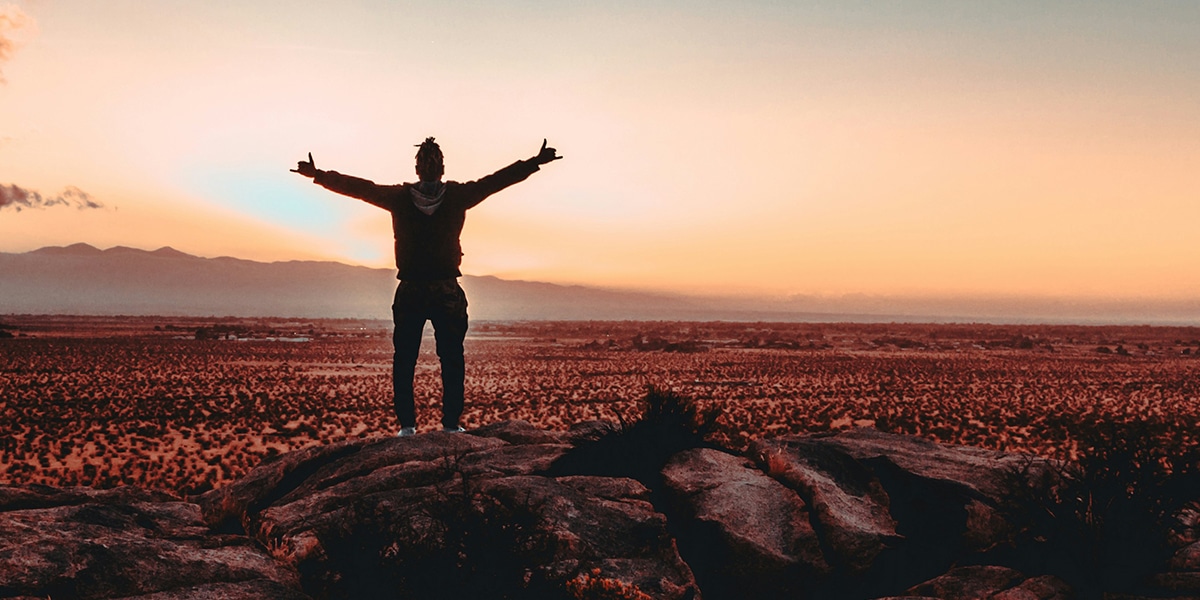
[533,139,562,165]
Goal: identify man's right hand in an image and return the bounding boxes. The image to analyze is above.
[291,152,317,178]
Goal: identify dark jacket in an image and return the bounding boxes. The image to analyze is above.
[313,160,541,281]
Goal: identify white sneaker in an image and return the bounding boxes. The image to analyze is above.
[441,426,466,433]
[397,426,417,437]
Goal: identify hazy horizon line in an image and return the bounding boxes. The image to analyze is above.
[6,241,1199,326]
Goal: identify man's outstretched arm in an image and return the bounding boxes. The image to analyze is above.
[461,139,562,209]
[291,153,394,210]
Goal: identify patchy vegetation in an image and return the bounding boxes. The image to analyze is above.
[997,418,1200,598]
[3,316,1199,496]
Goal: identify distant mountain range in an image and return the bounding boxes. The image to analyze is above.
[0,243,761,321]
[2,244,1198,324]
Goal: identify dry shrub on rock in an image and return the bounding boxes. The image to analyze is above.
[547,386,719,488]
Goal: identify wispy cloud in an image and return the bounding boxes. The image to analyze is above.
[0,184,105,212]
[0,3,34,83]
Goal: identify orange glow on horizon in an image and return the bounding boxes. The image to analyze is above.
[3,1,1199,304]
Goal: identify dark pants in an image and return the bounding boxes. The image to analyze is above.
[391,279,469,429]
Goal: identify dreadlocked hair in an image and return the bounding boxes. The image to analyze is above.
[415,137,443,175]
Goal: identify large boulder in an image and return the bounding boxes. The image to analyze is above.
[662,448,828,597]
[813,428,1045,554]
[483,475,697,599]
[903,565,1024,599]
[4,421,1112,600]
[198,424,699,599]
[752,428,1046,587]
[0,484,177,512]
[194,438,364,533]
[810,428,1042,501]
[898,566,1069,600]
[110,580,308,600]
[990,575,1073,600]
[751,435,901,575]
[246,441,573,564]
[0,487,306,599]
[266,432,505,507]
[469,418,569,445]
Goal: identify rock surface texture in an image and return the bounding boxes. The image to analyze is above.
[0,486,305,599]
[4,422,1200,599]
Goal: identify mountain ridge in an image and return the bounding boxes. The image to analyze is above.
[4,244,1199,324]
[0,244,711,320]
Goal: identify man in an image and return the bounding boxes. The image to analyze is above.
[292,138,561,436]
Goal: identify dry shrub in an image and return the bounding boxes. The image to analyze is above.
[759,448,791,478]
[998,417,1200,598]
[565,569,653,600]
[547,386,719,487]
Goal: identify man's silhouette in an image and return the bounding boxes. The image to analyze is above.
[292,138,561,435]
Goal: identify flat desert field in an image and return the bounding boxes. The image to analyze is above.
[2,315,1199,495]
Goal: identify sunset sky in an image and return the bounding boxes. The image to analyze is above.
[2,1,1198,301]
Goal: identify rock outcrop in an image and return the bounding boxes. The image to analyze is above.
[5,421,1200,599]
[207,425,697,599]
[0,485,304,599]
[662,448,828,598]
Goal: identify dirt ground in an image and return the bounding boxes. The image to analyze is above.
[3,315,1198,495]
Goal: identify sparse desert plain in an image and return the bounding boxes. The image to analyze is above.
[2,315,1198,495]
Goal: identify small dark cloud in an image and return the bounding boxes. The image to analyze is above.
[0,183,106,212]
[0,5,34,83]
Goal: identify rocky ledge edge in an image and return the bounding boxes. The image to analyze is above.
[4,421,1200,599]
